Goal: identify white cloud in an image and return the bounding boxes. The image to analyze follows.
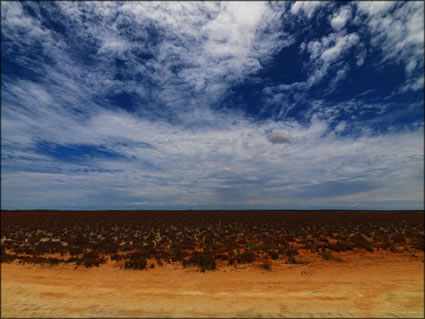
[1,2,423,210]
[302,31,359,89]
[356,48,367,66]
[334,121,346,133]
[1,2,37,30]
[114,1,291,103]
[319,33,359,64]
[357,1,424,92]
[306,40,322,60]
[356,2,396,16]
[400,75,424,93]
[262,1,423,120]
[98,36,131,55]
[2,99,423,209]
[127,202,145,206]
[290,1,326,19]
[1,1,292,116]
[3,72,424,209]
[324,63,350,95]
[330,6,352,31]
[263,27,361,118]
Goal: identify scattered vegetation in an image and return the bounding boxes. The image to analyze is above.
[2,254,62,266]
[1,210,423,269]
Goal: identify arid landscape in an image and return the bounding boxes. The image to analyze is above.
[1,210,424,317]
[2,1,424,318]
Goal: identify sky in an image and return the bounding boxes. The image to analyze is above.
[1,1,424,210]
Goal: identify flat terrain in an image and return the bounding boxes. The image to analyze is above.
[1,210,424,317]
[2,252,424,318]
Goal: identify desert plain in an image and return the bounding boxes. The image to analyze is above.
[1,210,424,318]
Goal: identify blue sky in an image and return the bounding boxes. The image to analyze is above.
[1,1,424,210]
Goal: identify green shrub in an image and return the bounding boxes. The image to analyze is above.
[0,253,17,263]
[302,239,319,251]
[390,233,406,244]
[412,237,424,251]
[183,252,216,272]
[69,247,83,256]
[110,253,124,261]
[261,261,272,271]
[122,252,148,270]
[269,251,279,260]
[44,257,61,265]
[14,256,62,266]
[389,245,403,254]
[124,256,147,270]
[350,234,372,251]
[214,254,228,261]
[286,255,297,264]
[285,249,299,257]
[156,258,164,266]
[237,250,256,264]
[76,252,106,268]
[285,249,299,264]
[378,241,390,250]
[65,256,80,264]
[328,241,352,252]
[319,250,342,262]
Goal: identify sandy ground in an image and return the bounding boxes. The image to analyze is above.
[1,252,424,318]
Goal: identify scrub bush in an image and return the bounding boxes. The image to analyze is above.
[123,252,148,270]
[285,249,299,264]
[261,261,272,271]
[76,252,106,268]
[237,250,256,264]
[184,252,216,272]
[269,250,279,260]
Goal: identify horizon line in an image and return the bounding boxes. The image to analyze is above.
[2,209,424,212]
